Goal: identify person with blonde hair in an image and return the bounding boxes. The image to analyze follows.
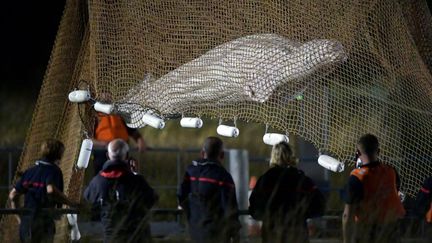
[249,142,325,243]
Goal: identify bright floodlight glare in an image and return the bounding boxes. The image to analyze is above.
[318,155,344,172]
[76,139,93,169]
[263,133,289,145]
[180,117,203,128]
[217,125,239,138]
[68,90,91,103]
[94,102,114,114]
[142,113,165,129]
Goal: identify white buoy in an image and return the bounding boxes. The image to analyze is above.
[76,139,93,169]
[68,90,90,103]
[142,113,165,129]
[217,125,239,138]
[318,155,344,172]
[94,102,114,114]
[180,117,203,128]
[67,214,81,241]
[263,133,289,145]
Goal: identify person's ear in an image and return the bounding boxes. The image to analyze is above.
[200,150,205,159]
[220,151,225,160]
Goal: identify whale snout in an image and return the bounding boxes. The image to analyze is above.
[301,39,348,66]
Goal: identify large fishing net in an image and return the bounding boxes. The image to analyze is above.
[2,0,432,241]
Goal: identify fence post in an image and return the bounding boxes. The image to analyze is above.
[176,151,182,223]
[228,149,249,242]
[8,151,13,189]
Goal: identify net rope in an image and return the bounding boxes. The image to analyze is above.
[2,0,432,240]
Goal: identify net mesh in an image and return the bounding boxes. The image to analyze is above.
[3,0,432,240]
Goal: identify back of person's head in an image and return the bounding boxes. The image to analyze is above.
[40,139,65,163]
[270,142,294,167]
[357,134,380,157]
[202,136,224,161]
[108,139,129,161]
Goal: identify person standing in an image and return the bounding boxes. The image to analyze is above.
[8,139,78,243]
[249,142,325,243]
[415,176,432,240]
[84,139,157,243]
[178,137,241,243]
[342,134,405,243]
[92,112,146,175]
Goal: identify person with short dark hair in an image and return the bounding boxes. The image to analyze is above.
[249,142,325,243]
[84,139,157,243]
[8,139,77,243]
[178,137,241,243]
[342,134,405,243]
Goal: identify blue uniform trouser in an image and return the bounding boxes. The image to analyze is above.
[19,215,55,243]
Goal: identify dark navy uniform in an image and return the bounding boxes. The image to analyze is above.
[249,165,325,243]
[14,160,64,243]
[178,159,241,243]
[84,160,157,243]
[415,176,432,240]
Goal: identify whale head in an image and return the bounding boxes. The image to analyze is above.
[299,39,347,70]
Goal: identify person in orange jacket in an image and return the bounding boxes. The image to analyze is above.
[342,134,405,243]
[415,176,432,240]
[92,113,146,176]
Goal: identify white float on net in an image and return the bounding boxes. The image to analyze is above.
[180,117,203,128]
[68,90,91,103]
[94,102,114,114]
[76,139,93,169]
[142,113,165,129]
[318,155,344,172]
[263,133,289,146]
[217,124,239,138]
[67,214,81,241]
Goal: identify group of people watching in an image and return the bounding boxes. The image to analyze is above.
[7,132,432,243]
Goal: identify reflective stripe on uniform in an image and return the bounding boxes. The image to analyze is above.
[421,187,431,194]
[185,176,234,188]
[22,181,46,188]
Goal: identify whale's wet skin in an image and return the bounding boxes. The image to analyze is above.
[117,34,347,128]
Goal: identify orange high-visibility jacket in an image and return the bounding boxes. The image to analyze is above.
[95,114,129,142]
[350,163,405,224]
[426,203,432,223]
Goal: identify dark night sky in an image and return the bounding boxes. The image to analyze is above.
[0,1,65,93]
[1,1,432,95]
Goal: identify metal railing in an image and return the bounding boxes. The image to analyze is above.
[0,147,19,191]
[0,146,271,195]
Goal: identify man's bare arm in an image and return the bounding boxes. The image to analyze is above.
[8,188,21,224]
